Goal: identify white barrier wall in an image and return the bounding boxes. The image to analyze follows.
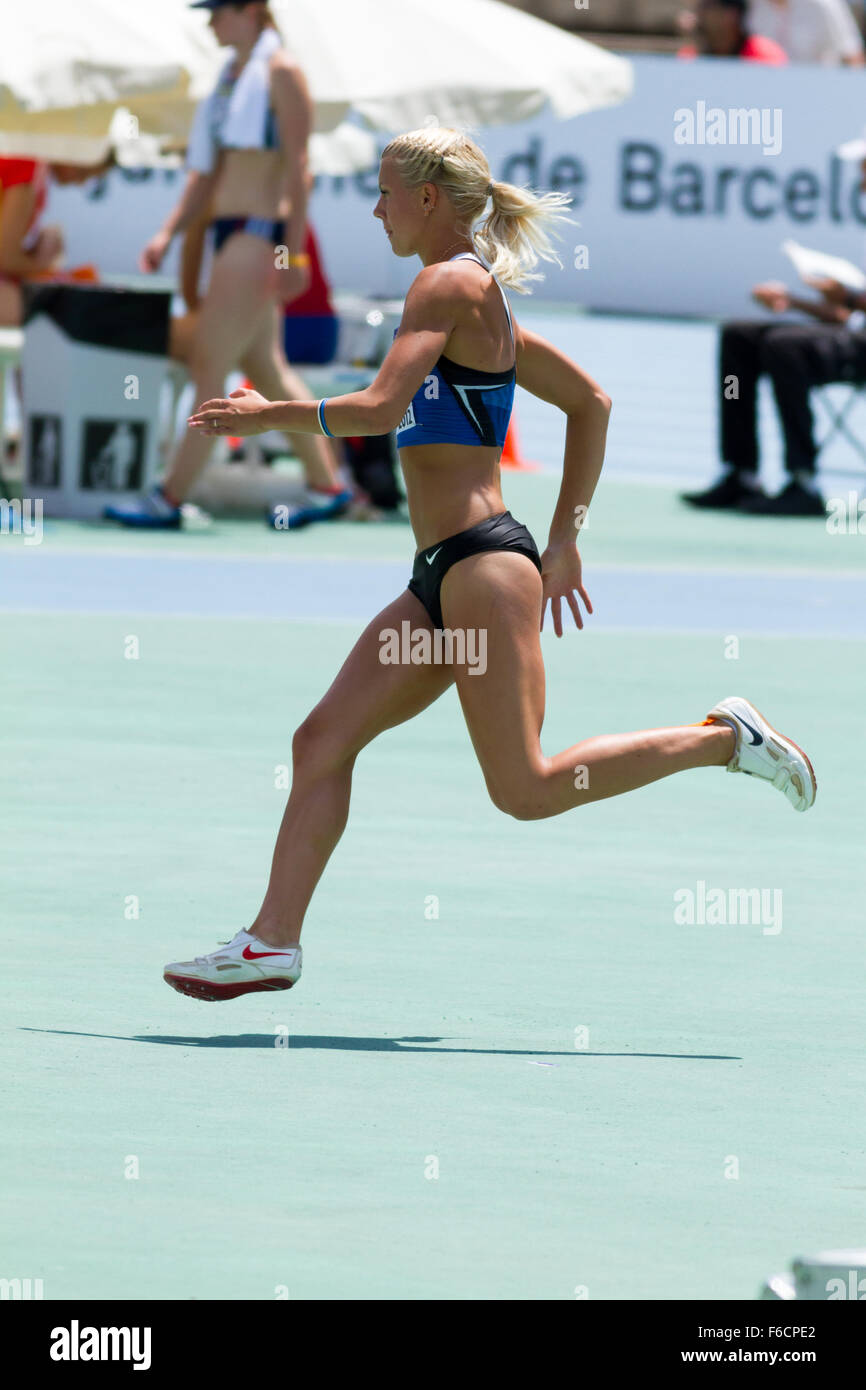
[21,285,172,518]
[48,55,866,319]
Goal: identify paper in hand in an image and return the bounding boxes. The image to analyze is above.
[782,239,866,291]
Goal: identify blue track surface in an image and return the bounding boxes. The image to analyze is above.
[3,547,866,637]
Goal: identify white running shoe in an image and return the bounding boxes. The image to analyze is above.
[706,696,817,812]
[164,930,302,1001]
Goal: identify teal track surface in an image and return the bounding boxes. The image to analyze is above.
[2,310,864,1300]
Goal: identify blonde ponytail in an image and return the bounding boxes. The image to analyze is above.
[477,178,576,293]
[245,2,278,32]
[381,125,577,293]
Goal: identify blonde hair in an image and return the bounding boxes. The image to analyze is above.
[236,1,278,30]
[381,125,577,293]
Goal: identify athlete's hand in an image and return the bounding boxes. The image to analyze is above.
[32,225,65,270]
[803,275,851,306]
[751,281,790,313]
[540,541,592,636]
[139,230,171,273]
[271,261,311,304]
[188,387,270,436]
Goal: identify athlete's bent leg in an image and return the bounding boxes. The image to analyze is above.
[250,590,454,945]
[239,307,343,491]
[441,551,735,821]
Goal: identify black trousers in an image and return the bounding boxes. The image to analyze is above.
[719,320,866,476]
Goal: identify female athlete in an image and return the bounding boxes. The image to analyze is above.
[105,0,350,530]
[164,125,816,999]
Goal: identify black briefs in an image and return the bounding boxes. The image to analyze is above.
[407,510,542,630]
[212,216,287,254]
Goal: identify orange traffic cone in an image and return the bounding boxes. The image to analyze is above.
[500,413,538,471]
[228,378,254,451]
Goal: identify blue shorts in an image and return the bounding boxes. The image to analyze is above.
[283,315,338,364]
[211,216,287,255]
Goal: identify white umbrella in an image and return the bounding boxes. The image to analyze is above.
[0,0,215,161]
[837,129,866,161]
[272,0,633,132]
[0,0,632,163]
[0,0,376,173]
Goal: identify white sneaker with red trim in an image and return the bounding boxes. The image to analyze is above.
[164,931,302,1001]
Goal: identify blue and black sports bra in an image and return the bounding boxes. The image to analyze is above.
[394,251,516,448]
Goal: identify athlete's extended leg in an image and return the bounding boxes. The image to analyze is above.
[164,592,452,996]
[250,590,454,945]
[440,551,738,821]
[159,233,282,502]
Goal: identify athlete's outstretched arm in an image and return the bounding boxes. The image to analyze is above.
[188,262,463,437]
[514,322,611,635]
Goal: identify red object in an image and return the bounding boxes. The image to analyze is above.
[678,35,788,64]
[29,264,99,283]
[0,157,48,235]
[164,972,296,1000]
[500,414,538,472]
[283,223,334,317]
[739,34,788,64]
[228,378,255,449]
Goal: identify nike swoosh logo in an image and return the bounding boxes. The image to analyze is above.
[425,547,443,565]
[242,945,295,960]
[740,717,764,746]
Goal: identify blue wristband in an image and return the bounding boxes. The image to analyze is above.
[317,398,334,438]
